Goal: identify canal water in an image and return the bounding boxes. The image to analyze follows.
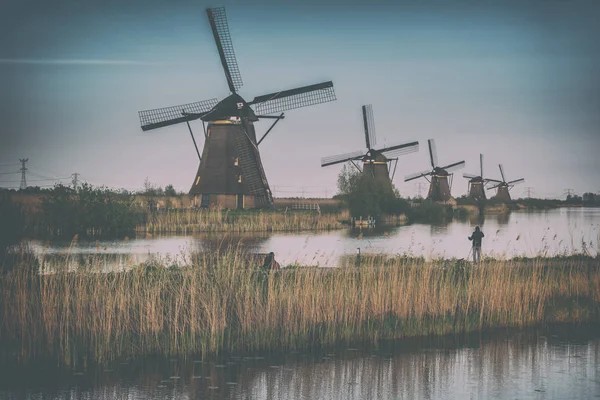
[1,326,598,399]
[29,207,599,269]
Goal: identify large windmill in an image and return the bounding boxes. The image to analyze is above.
[320,104,419,189]
[138,7,336,209]
[404,139,465,202]
[462,153,489,202]
[487,164,524,202]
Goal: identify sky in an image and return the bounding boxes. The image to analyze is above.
[1,0,599,199]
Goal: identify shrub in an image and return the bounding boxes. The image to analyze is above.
[40,183,145,237]
[337,164,410,218]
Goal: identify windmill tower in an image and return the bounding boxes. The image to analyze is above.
[404,139,465,202]
[320,104,419,190]
[138,7,336,209]
[462,153,489,202]
[487,164,525,202]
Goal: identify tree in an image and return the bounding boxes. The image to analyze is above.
[336,163,410,218]
[337,164,361,197]
[164,184,177,196]
[41,183,144,237]
[582,192,600,206]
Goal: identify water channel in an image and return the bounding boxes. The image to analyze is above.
[1,326,598,399]
[29,208,600,269]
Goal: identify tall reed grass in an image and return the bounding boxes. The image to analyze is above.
[1,250,598,366]
[138,208,348,234]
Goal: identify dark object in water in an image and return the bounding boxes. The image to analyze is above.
[263,252,280,271]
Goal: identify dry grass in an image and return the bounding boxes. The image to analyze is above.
[1,250,598,366]
[138,208,348,234]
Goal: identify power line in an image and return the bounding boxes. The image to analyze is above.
[0,177,70,183]
[524,186,534,198]
[28,163,70,180]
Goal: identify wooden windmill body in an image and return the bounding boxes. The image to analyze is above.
[138,7,336,209]
[487,164,525,202]
[427,168,453,202]
[463,154,489,202]
[404,139,465,203]
[321,104,419,191]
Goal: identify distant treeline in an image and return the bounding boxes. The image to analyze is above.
[0,184,146,242]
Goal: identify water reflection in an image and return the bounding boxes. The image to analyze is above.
[469,211,486,226]
[1,327,598,400]
[430,222,450,236]
[27,208,600,269]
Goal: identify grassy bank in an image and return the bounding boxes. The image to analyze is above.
[1,250,598,366]
[138,208,348,234]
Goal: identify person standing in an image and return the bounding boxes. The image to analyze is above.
[468,226,485,263]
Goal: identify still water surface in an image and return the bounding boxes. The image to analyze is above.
[1,327,598,399]
[30,208,599,268]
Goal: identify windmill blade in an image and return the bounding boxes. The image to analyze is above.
[440,160,466,173]
[206,7,243,93]
[499,164,506,182]
[427,139,438,168]
[321,150,365,167]
[508,178,525,185]
[485,178,503,183]
[480,153,484,178]
[487,183,502,190]
[362,105,370,149]
[249,81,336,115]
[378,141,419,158]
[404,170,432,182]
[463,173,479,180]
[362,104,377,149]
[139,99,219,131]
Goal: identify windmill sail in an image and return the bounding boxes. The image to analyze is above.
[362,104,377,149]
[441,160,466,173]
[508,178,525,185]
[380,141,419,158]
[404,138,462,202]
[427,139,438,168]
[139,99,219,131]
[249,81,336,115]
[137,5,336,209]
[404,170,432,182]
[321,150,365,167]
[206,7,243,93]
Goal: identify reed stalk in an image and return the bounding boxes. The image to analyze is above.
[137,208,348,234]
[1,250,598,366]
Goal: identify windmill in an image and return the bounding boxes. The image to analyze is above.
[404,139,465,202]
[487,164,524,202]
[462,153,489,202]
[137,7,336,209]
[320,104,419,189]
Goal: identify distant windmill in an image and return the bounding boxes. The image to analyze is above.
[404,139,465,202]
[487,164,525,202]
[320,105,419,189]
[462,153,489,202]
[137,7,336,209]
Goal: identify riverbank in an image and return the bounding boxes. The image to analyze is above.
[138,208,348,234]
[1,251,598,366]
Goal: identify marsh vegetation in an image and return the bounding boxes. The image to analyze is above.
[1,247,598,366]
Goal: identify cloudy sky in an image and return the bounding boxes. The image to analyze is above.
[1,0,598,198]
